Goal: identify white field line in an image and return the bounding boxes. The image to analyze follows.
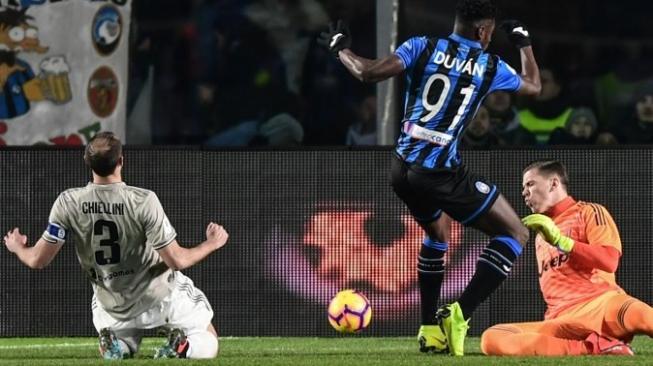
[0,341,156,350]
[0,342,98,350]
[0,337,246,350]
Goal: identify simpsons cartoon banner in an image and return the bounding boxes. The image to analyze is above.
[0,1,130,146]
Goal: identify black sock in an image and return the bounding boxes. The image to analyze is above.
[458,236,522,319]
[418,238,447,325]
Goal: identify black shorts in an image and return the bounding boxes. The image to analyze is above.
[390,154,499,225]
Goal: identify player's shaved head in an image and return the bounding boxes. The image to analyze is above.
[523,160,569,191]
[84,131,122,177]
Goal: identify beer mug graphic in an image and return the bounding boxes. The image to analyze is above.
[39,56,72,104]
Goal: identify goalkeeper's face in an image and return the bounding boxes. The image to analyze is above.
[521,169,558,214]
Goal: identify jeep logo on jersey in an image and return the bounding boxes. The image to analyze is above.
[92,5,122,56]
[475,181,490,194]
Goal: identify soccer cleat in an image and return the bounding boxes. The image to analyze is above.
[418,324,448,353]
[98,328,125,360]
[154,328,189,359]
[585,333,634,356]
[435,302,469,356]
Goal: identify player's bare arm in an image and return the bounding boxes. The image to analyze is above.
[157,222,228,271]
[317,19,404,83]
[3,228,63,269]
[338,50,404,83]
[517,46,541,96]
[500,20,541,96]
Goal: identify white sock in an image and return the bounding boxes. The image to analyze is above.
[117,339,132,357]
[186,331,218,359]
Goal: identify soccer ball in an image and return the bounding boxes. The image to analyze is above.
[327,289,372,333]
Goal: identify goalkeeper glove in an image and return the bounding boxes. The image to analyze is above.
[317,20,352,57]
[500,20,532,48]
[522,214,574,253]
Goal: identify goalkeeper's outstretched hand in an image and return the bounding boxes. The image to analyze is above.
[317,20,352,57]
[522,214,574,253]
[500,20,532,48]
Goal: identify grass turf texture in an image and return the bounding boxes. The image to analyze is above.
[0,336,651,365]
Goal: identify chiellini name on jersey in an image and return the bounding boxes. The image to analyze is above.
[81,201,126,215]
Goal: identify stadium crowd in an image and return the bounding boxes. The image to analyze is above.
[131,0,653,146]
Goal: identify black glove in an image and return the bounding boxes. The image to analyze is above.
[500,20,531,48]
[317,20,352,57]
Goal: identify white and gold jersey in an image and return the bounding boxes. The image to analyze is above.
[42,182,177,320]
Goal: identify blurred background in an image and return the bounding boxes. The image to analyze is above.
[127,0,653,147]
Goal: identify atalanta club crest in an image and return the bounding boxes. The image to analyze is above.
[475,181,491,194]
[92,5,122,56]
[87,66,118,118]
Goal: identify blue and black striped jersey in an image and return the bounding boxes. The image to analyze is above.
[394,33,521,169]
[0,59,34,119]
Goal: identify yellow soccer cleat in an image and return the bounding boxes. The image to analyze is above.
[436,302,470,356]
[418,324,448,353]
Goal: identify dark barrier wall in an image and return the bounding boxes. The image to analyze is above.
[1,148,652,337]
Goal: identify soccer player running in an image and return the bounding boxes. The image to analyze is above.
[3,132,229,360]
[318,0,541,356]
[481,160,653,356]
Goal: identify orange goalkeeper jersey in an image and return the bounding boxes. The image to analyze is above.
[535,196,623,319]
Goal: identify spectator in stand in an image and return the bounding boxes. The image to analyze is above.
[549,107,598,145]
[614,83,653,144]
[346,94,377,145]
[461,106,500,149]
[484,91,536,146]
[244,0,329,95]
[595,131,619,145]
[205,13,292,140]
[593,44,653,135]
[518,68,574,145]
[205,113,304,147]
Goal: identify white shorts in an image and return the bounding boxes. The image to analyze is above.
[92,272,213,353]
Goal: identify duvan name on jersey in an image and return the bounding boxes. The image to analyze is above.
[434,50,485,78]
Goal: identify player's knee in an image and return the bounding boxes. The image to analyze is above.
[480,329,498,355]
[481,326,517,356]
[187,331,218,359]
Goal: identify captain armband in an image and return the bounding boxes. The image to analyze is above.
[42,222,67,244]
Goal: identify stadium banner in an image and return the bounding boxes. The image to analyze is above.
[0,1,130,146]
[1,147,652,337]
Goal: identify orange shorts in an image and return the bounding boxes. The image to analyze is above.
[494,290,638,341]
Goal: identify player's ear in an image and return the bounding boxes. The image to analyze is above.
[475,26,485,41]
[549,176,560,191]
[475,19,494,43]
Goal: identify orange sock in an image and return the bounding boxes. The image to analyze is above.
[601,295,653,340]
[481,325,588,356]
[615,299,653,337]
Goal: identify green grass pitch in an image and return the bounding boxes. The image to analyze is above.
[1,336,651,365]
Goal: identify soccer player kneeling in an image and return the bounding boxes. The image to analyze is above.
[481,160,653,356]
[3,132,229,359]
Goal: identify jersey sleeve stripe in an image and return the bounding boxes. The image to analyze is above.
[153,235,177,250]
[398,37,441,160]
[590,204,606,225]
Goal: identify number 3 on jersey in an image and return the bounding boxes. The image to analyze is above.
[420,74,475,131]
[94,220,121,265]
